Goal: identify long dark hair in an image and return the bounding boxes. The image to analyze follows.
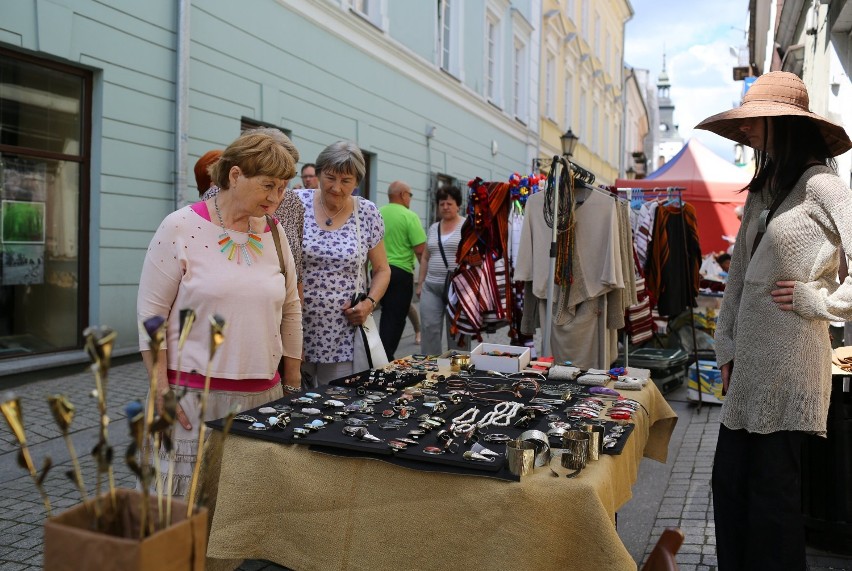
[745,116,836,197]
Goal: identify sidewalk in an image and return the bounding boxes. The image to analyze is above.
[1,317,851,571]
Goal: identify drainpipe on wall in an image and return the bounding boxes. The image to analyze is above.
[620,67,633,179]
[175,0,190,210]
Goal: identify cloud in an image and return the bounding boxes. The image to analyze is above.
[670,40,743,160]
[625,0,750,161]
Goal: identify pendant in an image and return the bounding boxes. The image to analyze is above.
[325,218,333,226]
[217,231,263,265]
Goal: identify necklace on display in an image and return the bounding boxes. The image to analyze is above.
[214,194,263,265]
[319,193,346,226]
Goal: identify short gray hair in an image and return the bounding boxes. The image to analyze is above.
[315,140,366,184]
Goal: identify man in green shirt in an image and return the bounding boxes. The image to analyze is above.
[379,181,427,359]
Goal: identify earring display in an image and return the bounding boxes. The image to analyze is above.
[207,364,637,482]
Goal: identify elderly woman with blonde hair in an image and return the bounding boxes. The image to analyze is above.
[137,130,302,497]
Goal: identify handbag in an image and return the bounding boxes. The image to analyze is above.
[351,198,389,371]
[436,222,456,305]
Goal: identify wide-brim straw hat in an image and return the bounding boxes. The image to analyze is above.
[695,71,852,157]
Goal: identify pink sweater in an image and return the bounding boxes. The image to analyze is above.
[137,204,302,380]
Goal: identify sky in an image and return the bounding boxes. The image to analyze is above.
[624,0,751,162]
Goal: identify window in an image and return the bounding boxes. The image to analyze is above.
[240,117,291,138]
[594,13,600,57]
[603,107,610,162]
[579,87,587,141]
[592,101,599,153]
[566,0,575,22]
[356,150,375,201]
[563,71,574,130]
[352,0,384,28]
[427,173,461,223]
[544,53,555,120]
[485,14,500,103]
[604,32,611,75]
[581,0,589,40]
[438,0,453,72]
[0,47,91,358]
[513,38,527,120]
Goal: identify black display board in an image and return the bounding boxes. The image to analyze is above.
[207,372,636,482]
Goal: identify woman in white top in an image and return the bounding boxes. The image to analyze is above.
[416,186,466,355]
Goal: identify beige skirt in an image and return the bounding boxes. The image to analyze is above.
[154,384,283,498]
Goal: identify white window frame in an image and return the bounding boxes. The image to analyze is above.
[566,0,576,22]
[563,69,574,130]
[437,0,462,77]
[485,10,501,104]
[513,36,528,121]
[544,52,556,120]
[351,0,386,30]
[592,100,599,153]
[510,7,532,124]
[594,12,601,58]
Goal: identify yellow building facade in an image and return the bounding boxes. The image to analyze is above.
[537,0,633,184]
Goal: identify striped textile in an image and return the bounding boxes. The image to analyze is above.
[447,181,514,341]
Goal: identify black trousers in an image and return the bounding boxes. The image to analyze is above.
[379,265,413,360]
[712,424,807,571]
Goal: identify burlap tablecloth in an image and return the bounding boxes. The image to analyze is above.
[204,380,677,571]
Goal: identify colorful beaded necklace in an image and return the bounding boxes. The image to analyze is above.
[214,194,263,265]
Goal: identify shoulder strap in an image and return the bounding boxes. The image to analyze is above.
[266,214,287,277]
[352,197,368,292]
[436,221,450,269]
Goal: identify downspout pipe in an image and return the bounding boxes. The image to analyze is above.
[620,67,633,178]
[175,0,190,210]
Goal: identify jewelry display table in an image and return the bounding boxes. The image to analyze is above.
[202,378,677,571]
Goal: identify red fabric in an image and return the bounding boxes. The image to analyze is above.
[616,139,750,254]
[167,369,280,392]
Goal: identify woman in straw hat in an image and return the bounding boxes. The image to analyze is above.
[696,71,852,570]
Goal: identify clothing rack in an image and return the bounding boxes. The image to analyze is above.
[615,186,705,410]
[540,156,628,363]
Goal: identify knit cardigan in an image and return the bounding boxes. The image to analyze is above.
[716,165,852,436]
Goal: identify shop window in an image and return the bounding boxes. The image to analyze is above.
[0,48,91,358]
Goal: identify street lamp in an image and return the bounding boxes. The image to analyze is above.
[560,128,579,157]
[626,166,636,180]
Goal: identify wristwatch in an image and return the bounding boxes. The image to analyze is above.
[365,296,378,311]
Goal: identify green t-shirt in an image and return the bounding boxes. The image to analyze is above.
[379,203,426,273]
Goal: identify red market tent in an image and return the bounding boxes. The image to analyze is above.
[616,138,751,254]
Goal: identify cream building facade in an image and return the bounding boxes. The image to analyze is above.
[536,0,635,184]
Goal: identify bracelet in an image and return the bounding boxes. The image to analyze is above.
[283,385,302,393]
[365,296,377,310]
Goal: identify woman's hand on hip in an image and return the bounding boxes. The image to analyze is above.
[720,361,733,396]
[771,280,796,311]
